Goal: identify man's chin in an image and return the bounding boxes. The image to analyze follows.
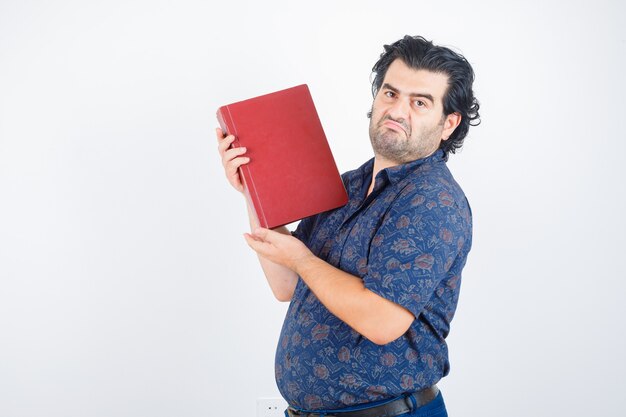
[370,144,409,164]
[371,133,403,149]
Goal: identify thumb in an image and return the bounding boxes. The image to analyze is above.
[252,227,271,241]
[254,227,286,245]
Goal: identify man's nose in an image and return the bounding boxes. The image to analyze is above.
[388,97,410,121]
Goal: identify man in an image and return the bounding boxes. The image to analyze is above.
[216,35,479,417]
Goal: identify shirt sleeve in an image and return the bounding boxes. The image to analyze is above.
[291,215,314,245]
[362,193,471,319]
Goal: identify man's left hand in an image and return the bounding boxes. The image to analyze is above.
[244,228,314,272]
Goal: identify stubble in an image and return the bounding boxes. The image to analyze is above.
[368,111,444,164]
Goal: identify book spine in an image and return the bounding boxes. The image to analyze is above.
[216,106,268,228]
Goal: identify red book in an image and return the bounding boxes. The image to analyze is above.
[217,84,348,228]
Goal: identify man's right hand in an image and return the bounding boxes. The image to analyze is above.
[216,127,250,193]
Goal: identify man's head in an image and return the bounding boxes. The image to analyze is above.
[368,35,480,162]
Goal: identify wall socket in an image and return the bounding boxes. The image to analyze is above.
[257,397,288,417]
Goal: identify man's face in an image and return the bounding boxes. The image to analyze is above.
[368,59,460,164]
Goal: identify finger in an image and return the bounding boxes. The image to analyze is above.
[223,146,248,163]
[254,227,297,249]
[244,233,269,254]
[243,233,258,250]
[224,156,250,176]
[253,227,275,242]
[217,135,235,155]
[215,128,228,148]
[243,232,257,243]
[217,134,236,155]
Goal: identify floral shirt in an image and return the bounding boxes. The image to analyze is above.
[276,150,473,411]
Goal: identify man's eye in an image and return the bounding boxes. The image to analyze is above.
[414,100,425,107]
[384,91,395,98]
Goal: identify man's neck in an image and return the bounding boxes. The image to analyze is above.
[367,156,397,197]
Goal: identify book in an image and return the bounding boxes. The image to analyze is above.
[216,84,348,229]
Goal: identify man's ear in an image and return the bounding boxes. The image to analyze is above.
[441,112,462,141]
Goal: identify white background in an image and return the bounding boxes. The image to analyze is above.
[1,0,625,416]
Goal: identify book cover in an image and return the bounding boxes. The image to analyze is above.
[216,84,348,229]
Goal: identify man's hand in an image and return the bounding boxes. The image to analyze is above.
[216,128,249,193]
[244,228,314,272]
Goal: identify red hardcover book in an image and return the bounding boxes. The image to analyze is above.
[217,84,348,229]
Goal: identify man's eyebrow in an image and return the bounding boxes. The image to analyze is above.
[381,82,435,103]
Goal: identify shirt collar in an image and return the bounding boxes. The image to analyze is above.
[347,149,446,199]
[381,149,445,184]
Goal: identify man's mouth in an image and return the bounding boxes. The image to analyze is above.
[381,119,407,136]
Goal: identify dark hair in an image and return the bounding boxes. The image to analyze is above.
[370,35,480,158]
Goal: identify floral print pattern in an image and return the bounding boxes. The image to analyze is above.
[277,150,472,410]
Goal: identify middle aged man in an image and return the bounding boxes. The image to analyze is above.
[216,35,480,417]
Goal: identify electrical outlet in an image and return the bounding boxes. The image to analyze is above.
[257,397,287,417]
